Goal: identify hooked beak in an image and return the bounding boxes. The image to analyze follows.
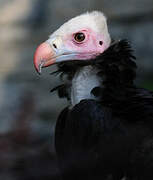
[34,42,56,74]
[34,36,77,74]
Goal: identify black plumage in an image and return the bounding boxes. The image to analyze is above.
[52,40,153,179]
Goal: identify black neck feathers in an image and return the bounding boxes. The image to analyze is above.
[51,39,137,104]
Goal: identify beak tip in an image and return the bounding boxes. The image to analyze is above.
[34,65,41,75]
[34,64,43,75]
[34,42,56,74]
[37,69,42,75]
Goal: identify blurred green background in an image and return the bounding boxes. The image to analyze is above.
[0,0,153,179]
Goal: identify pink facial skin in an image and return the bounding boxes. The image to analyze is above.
[34,27,110,73]
[64,28,109,60]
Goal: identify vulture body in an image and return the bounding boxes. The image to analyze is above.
[34,11,153,179]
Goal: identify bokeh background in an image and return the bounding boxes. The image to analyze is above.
[0,0,153,179]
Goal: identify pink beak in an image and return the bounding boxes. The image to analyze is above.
[34,42,56,74]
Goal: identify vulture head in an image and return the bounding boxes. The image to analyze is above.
[34,11,111,74]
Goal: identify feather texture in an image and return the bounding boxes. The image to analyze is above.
[54,39,153,179]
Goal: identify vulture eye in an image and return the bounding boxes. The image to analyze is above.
[74,32,85,42]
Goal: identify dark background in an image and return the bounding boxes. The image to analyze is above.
[0,0,153,179]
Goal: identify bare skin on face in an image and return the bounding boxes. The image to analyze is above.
[34,11,111,73]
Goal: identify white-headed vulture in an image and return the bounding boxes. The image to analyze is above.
[34,11,153,180]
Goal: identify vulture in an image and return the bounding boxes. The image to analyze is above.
[34,11,153,179]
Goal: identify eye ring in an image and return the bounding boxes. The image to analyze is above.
[74,32,85,43]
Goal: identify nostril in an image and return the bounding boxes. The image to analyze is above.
[99,41,103,46]
[53,43,57,49]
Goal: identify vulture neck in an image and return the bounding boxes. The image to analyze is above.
[70,65,101,106]
[52,40,137,109]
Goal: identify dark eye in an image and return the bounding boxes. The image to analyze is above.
[74,32,85,42]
